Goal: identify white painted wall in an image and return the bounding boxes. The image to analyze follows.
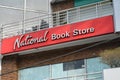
[103,67,120,80]
[113,0,120,32]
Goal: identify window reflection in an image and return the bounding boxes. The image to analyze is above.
[63,59,85,71]
[19,66,50,80]
[19,57,110,80]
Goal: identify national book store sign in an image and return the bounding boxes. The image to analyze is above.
[1,15,114,55]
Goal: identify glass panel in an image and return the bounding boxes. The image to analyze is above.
[67,69,85,76]
[63,59,85,71]
[19,66,50,80]
[52,63,68,79]
[76,76,86,80]
[0,0,24,8]
[87,57,110,72]
[67,69,86,80]
[18,57,109,80]
[52,60,86,80]
[86,57,110,80]
[66,60,86,80]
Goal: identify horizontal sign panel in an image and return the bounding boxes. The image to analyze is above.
[1,15,114,55]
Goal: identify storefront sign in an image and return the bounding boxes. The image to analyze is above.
[1,15,114,54]
[14,31,49,50]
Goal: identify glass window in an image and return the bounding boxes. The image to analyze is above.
[19,57,110,80]
[19,66,50,80]
[63,59,85,71]
[52,63,68,79]
[52,60,86,80]
[87,57,110,73]
[86,57,110,80]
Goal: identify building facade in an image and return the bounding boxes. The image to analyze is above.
[0,0,120,80]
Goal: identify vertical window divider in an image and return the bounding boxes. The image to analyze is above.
[85,59,87,80]
[50,64,52,80]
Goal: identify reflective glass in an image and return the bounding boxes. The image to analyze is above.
[19,66,50,80]
[52,63,68,79]
[52,60,86,80]
[86,57,110,80]
[19,57,110,80]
